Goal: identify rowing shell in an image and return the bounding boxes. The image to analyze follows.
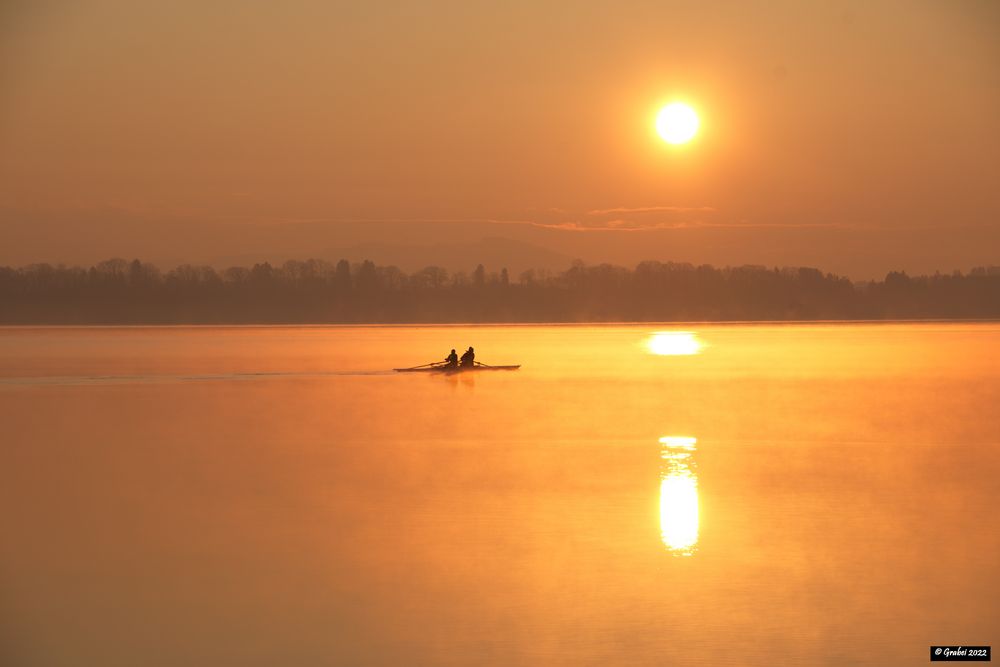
[394,364,520,373]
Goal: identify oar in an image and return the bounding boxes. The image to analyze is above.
[399,361,445,371]
[474,361,496,368]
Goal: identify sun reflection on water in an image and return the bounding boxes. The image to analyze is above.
[659,435,699,555]
[646,332,703,356]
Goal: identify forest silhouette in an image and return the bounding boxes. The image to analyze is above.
[1,258,997,324]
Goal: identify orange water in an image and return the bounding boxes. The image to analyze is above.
[1,324,997,665]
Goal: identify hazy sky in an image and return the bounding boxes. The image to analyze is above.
[1,0,997,278]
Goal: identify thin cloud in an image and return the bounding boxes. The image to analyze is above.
[201,212,859,233]
[586,205,717,216]
[253,217,536,227]
[523,220,710,232]
[216,216,978,233]
[521,220,855,232]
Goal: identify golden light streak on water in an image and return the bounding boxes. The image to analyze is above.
[659,435,699,555]
[646,332,703,356]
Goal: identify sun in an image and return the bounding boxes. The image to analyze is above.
[655,103,699,145]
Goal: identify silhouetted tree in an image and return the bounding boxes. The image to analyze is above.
[250,262,274,284]
[355,260,378,291]
[0,257,997,324]
[335,259,351,289]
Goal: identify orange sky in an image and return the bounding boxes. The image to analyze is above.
[1,0,998,278]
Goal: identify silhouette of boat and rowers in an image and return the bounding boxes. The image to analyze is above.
[394,346,520,374]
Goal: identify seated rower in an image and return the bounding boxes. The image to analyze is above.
[444,349,459,368]
[459,346,475,368]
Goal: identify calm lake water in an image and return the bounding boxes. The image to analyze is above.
[1,324,998,666]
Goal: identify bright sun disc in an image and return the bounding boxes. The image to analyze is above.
[656,103,699,144]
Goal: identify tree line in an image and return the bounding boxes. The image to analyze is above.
[0,257,997,323]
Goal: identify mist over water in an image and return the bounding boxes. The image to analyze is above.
[1,324,997,666]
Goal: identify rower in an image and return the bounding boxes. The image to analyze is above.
[460,346,475,367]
[444,349,458,368]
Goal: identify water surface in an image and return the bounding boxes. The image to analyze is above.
[1,324,997,666]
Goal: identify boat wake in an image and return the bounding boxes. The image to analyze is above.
[0,370,396,387]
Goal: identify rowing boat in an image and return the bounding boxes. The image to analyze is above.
[394,362,520,373]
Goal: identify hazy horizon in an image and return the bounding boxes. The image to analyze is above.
[2,220,998,282]
[4,255,997,325]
